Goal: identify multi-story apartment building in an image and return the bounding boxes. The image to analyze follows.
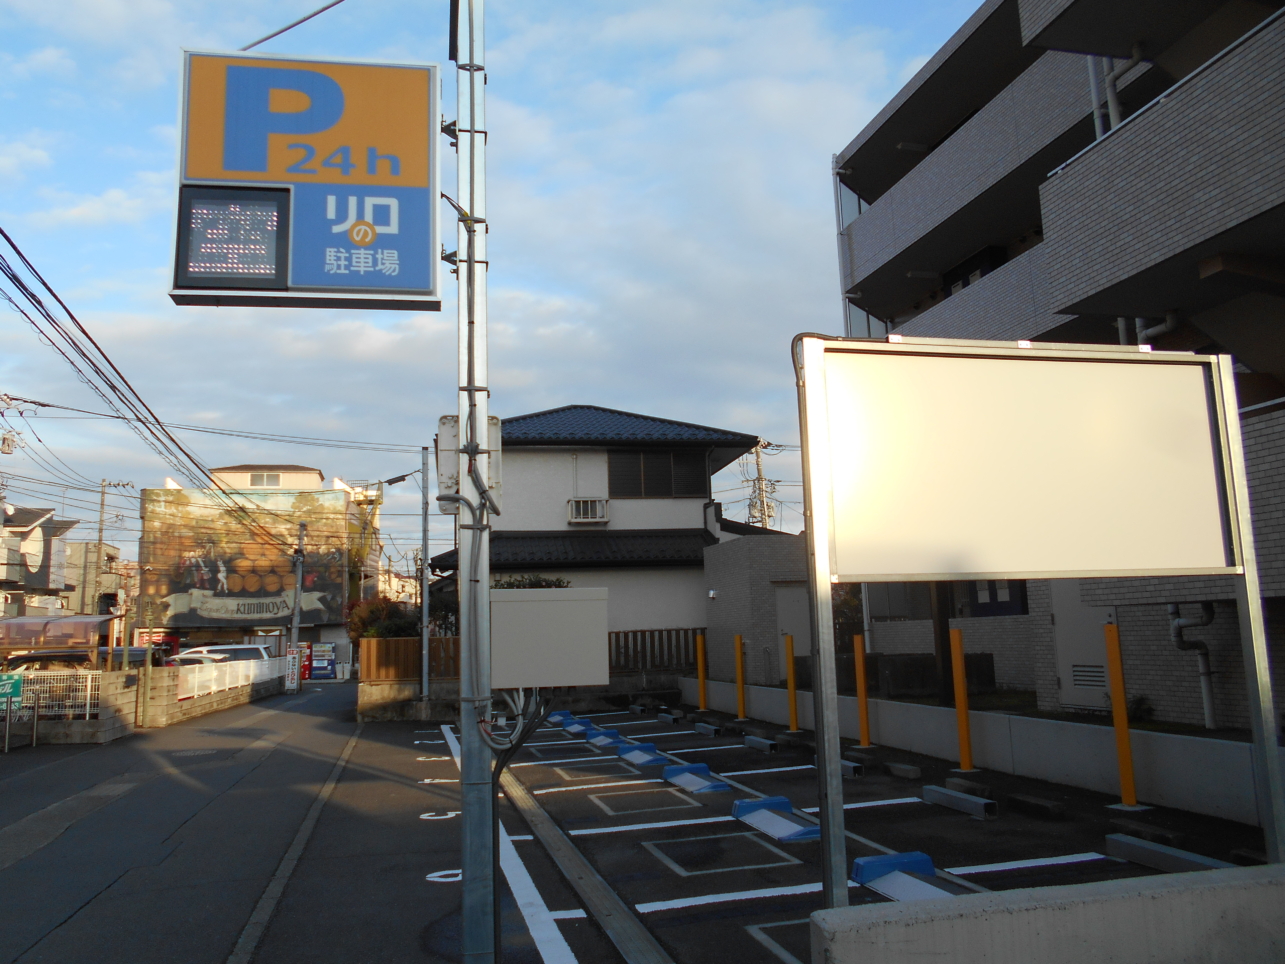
[833,0,1285,730]
[1,506,78,616]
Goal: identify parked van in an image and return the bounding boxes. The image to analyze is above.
[179,644,275,661]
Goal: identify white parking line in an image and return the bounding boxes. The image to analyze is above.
[510,757,605,768]
[531,779,663,795]
[549,909,588,920]
[569,816,736,836]
[440,727,577,963]
[636,881,856,914]
[664,745,750,754]
[526,739,584,747]
[946,852,1105,875]
[721,765,815,776]
[802,797,923,812]
[642,730,697,737]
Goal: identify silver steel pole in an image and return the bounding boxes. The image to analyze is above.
[455,1,496,960]
[793,336,849,908]
[1217,356,1285,859]
[289,522,307,659]
[4,695,10,752]
[422,446,431,701]
[31,695,38,748]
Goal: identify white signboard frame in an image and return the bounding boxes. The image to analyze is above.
[804,336,1241,583]
[794,332,1283,906]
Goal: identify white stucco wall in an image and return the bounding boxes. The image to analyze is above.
[501,448,707,531]
[528,567,706,631]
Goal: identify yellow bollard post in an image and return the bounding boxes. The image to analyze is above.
[1104,622,1141,807]
[950,629,977,772]
[734,634,747,720]
[854,634,871,747]
[696,634,708,711]
[784,634,800,732]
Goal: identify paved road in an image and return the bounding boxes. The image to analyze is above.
[0,690,1263,964]
[0,685,365,964]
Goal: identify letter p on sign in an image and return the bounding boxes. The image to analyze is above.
[224,67,344,172]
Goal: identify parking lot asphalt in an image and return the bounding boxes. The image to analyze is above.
[0,690,1267,964]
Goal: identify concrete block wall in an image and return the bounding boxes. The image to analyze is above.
[1039,14,1285,313]
[702,534,806,687]
[866,580,1051,693]
[841,50,1092,293]
[142,667,283,728]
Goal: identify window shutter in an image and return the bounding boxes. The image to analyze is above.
[642,451,673,497]
[672,450,708,497]
[608,451,642,497]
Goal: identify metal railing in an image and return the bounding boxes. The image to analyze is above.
[610,628,702,675]
[177,657,287,700]
[0,672,101,720]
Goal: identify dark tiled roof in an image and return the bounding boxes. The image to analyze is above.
[431,528,716,572]
[211,465,324,474]
[501,406,759,447]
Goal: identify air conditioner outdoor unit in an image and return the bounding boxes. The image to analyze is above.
[568,498,608,524]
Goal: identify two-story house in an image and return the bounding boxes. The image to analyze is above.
[432,405,764,640]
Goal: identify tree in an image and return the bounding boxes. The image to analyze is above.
[345,595,420,641]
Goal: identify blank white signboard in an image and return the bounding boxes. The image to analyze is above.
[491,588,609,688]
[812,342,1236,581]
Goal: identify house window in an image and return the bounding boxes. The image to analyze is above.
[568,499,609,523]
[608,450,708,498]
[956,580,1027,617]
[249,473,281,487]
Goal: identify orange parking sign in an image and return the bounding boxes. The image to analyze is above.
[183,52,432,188]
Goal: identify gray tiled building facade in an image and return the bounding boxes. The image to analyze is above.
[833,0,1285,729]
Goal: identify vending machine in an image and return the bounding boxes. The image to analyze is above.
[311,642,336,680]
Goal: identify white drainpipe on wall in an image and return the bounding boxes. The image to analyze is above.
[1169,601,1218,729]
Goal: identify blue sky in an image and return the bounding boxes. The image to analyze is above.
[0,0,978,560]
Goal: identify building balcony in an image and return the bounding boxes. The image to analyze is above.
[1038,12,1285,321]
[838,50,1167,321]
[895,242,1064,341]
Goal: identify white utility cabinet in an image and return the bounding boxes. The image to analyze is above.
[490,588,609,688]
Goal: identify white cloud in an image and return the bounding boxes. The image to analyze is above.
[26,169,169,227]
[0,134,52,178]
[7,45,76,79]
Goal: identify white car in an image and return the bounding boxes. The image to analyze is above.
[179,644,275,661]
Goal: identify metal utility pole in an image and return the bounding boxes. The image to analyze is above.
[289,522,307,656]
[450,3,498,961]
[421,445,431,701]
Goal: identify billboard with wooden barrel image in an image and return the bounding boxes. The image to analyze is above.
[138,488,355,627]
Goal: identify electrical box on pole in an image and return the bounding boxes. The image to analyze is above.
[435,415,502,514]
[171,50,441,311]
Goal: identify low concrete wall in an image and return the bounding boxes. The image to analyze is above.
[680,677,1285,826]
[144,667,283,727]
[811,864,1285,964]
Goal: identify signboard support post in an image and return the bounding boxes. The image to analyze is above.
[421,445,431,701]
[450,2,498,961]
[1219,363,1285,860]
[794,337,850,910]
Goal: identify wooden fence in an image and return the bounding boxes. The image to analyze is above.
[359,637,460,681]
[361,630,700,681]
[609,628,703,675]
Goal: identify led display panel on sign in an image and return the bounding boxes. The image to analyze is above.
[801,338,1239,582]
[172,50,440,310]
